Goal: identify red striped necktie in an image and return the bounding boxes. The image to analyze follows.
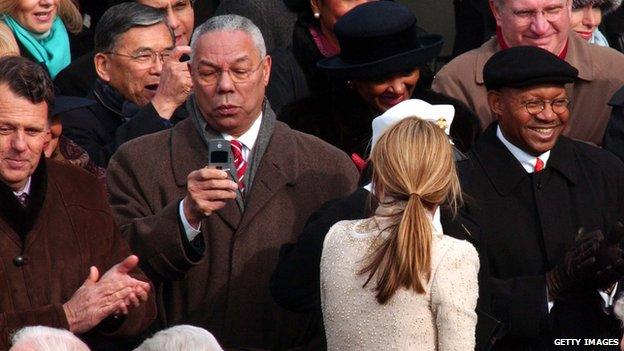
[534,157,544,172]
[230,139,248,194]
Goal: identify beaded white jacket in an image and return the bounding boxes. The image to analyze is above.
[320,217,479,351]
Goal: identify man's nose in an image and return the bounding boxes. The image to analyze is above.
[536,103,560,122]
[11,131,27,152]
[216,70,235,93]
[530,11,550,36]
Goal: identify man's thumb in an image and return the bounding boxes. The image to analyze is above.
[86,266,99,284]
[116,255,139,274]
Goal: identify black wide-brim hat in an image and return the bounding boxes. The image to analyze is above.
[317,1,444,80]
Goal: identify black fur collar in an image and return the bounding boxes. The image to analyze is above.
[0,157,47,242]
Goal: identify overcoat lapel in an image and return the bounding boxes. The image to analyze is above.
[238,124,297,234]
[170,118,242,229]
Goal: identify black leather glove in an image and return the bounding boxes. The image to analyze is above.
[546,228,603,300]
[592,222,624,290]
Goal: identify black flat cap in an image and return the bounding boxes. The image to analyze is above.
[483,46,579,91]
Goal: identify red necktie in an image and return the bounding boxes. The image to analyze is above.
[230,140,248,194]
[534,158,544,172]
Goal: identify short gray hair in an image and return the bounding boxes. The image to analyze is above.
[94,2,172,53]
[134,325,223,351]
[10,326,90,351]
[190,15,266,60]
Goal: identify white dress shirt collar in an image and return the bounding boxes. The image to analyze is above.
[496,125,551,173]
[13,177,32,197]
[221,112,263,160]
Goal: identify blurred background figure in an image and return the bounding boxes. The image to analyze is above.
[321,117,479,350]
[134,325,223,351]
[0,0,83,78]
[266,0,374,113]
[43,95,106,188]
[10,326,90,351]
[452,0,495,57]
[571,0,622,46]
[214,0,296,53]
[280,1,480,163]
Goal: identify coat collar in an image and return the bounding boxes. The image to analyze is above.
[474,34,594,85]
[170,105,299,231]
[471,124,578,196]
[0,157,47,245]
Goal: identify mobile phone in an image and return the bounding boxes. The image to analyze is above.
[208,139,231,171]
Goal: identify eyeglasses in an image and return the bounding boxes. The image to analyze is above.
[196,58,265,86]
[105,49,174,67]
[510,6,565,24]
[521,98,570,115]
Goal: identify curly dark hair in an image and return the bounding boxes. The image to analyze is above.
[0,56,54,116]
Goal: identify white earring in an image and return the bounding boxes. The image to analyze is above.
[314,12,320,19]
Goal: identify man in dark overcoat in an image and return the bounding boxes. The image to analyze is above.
[459,45,624,350]
[106,14,359,350]
[0,57,155,350]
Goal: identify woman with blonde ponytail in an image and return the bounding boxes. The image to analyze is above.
[320,117,479,350]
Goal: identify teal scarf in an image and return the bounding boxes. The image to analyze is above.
[3,15,70,78]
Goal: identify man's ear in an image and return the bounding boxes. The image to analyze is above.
[487,90,504,120]
[489,0,504,27]
[262,55,272,87]
[94,53,112,82]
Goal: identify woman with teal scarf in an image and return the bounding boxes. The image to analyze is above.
[0,0,82,78]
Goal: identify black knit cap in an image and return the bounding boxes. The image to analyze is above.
[483,46,579,91]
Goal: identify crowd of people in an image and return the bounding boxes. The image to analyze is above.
[3,0,624,350]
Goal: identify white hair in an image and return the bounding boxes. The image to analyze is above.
[134,325,223,351]
[190,14,266,61]
[10,326,90,351]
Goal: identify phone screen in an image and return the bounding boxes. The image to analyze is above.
[210,150,229,163]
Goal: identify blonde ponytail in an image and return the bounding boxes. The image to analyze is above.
[360,117,461,304]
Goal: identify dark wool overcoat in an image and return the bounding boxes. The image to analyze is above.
[0,159,156,350]
[458,125,624,350]
[107,107,359,350]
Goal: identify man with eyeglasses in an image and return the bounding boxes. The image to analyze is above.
[60,3,192,167]
[106,14,359,349]
[55,0,196,98]
[459,46,624,350]
[433,0,624,147]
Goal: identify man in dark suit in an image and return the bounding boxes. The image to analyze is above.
[106,14,358,349]
[60,3,191,167]
[459,45,624,350]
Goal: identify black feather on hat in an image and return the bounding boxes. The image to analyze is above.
[573,0,622,14]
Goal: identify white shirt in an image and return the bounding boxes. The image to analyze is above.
[496,126,617,311]
[13,177,31,197]
[496,126,550,173]
[179,113,263,241]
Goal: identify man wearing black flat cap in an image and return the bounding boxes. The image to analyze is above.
[458,45,624,350]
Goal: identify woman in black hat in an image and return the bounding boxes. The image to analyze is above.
[279,1,481,163]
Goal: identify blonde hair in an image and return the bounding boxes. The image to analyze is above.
[360,117,462,304]
[0,21,18,56]
[0,0,83,34]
